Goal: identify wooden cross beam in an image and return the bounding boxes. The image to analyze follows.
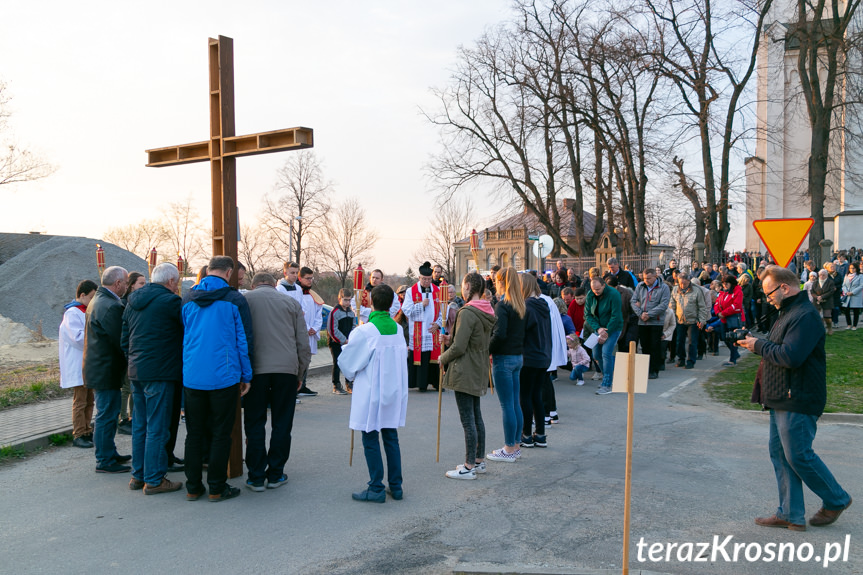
[145,35,313,479]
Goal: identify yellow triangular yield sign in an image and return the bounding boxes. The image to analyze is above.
[753,218,814,268]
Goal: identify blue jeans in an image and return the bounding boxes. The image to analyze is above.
[361,429,402,494]
[595,331,621,388]
[93,389,122,467]
[130,380,173,486]
[715,323,740,363]
[491,354,523,447]
[769,410,851,525]
[569,364,589,380]
[675,324,699,365]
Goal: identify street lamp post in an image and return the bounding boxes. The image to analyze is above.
[288,215,303,263]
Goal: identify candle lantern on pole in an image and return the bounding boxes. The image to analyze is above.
[96,244,106,279]
[469,229,481,272]
[176,253,185,296]
[435,277,452,463]
[348,263,365,467]
[148,247,158,279]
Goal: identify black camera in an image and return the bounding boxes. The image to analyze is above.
[727,328,750,344]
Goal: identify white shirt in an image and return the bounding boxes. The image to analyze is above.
[59,305,86,388]
[338,323,408,432]
[276,280,303,305]
[300,291,323,355]
[351,290,401,323]
[540,294,568,371]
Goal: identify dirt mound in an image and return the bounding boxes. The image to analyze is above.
[0,314,36,345]
[0,235,147,339]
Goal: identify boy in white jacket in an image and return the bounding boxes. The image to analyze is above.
[59,280,98,448]
[338,285,408,503]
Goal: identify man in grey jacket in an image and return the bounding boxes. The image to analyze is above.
[631,268,671,379]
[670,273,709,369]
[242,272,312,491]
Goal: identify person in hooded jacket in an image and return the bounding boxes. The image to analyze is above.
[518,273,553,448]
[440,273,496,480]
[121,263,184,495]
[182,256,253,502]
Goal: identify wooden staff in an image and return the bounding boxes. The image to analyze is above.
[622,339,636,575]
[436,279,450,463]
[96,244,105,279]
[349,429,354,467]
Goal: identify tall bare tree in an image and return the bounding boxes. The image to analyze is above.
[262,150,331,265]
[646,0,774,255]
[788,0,861,260]
[313,197,379,287]
[0,81,53,188]
[415,197,477,281]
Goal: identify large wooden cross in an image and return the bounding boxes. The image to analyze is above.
[145,35,313,478]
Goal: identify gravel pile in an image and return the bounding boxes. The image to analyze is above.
[0,234,147,339]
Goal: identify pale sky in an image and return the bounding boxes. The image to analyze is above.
[0,1,516,273]
[0,1,747,274]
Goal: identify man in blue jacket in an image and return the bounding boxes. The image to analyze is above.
[121,263,183,495]
[182,256,253,502]
[738,265,852,531]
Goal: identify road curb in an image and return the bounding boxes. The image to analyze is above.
[452,566,674,575]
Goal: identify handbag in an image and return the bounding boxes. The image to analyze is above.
[725,313,742,330]
[841,293,850,307]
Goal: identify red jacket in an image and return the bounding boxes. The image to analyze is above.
[568,300,585,334]
[714,286,745,324]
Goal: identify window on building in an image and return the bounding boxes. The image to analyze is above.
[487,253,497,268]
[500,252,509,268]
[512,252,520,270]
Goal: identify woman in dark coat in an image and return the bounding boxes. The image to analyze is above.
[811,268,836,334]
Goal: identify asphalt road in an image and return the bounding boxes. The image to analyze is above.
[1,351,860,575]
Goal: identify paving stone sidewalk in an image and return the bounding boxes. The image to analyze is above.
[0,352,333,450]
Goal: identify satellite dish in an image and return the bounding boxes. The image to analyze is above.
[532,234,553,258]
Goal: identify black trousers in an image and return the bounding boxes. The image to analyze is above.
[454,391,485,466]
[541,371,556,414]
[408,350,439,391]
[184,384,239,494]
[165,381,182,464]
[638,325,663,374]
[520,366,547,436]
[329,344,344,386]
[243,373,299,484]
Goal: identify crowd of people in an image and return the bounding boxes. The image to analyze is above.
[54,250,854,522]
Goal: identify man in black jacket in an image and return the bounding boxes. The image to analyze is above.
[738,265,852,531]
[83,265,131,473]
[121,263,184,494]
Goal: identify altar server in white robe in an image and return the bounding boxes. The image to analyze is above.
[339,284,408,503]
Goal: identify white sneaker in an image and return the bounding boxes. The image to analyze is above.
[473,461,487,474]
[591,372,603,381]
[576,379,585,386]
[445,464,477,479]
[486,448,518,462]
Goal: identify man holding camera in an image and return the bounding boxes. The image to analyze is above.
[737,265,852,531]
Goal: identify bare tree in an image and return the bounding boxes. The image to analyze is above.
[261,150,331,265]
[162,196,207,268]
[238,221,274,278]
[415,197,477,281]
[102,219,168,260]
[646,0,774,255]
[788,0,861,260]
[0,81,54,188]
[313,197,379,287]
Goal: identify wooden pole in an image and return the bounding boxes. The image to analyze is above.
[622,340,636,575]
[349,429,354,467]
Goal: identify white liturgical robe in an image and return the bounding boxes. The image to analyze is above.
[338,323,409,433]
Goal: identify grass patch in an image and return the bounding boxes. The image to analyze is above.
[0,445,27,461]
[705,330,863,414]
[49,433,73,446]
[0,362,70,410]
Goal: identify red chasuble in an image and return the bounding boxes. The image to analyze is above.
[410,283,441,365]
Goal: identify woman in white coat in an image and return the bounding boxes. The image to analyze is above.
[59,280,98,448]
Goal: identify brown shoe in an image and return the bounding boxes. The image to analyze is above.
[810,497,852,527]
[755,515,806,531]
[143,477,182,495]
[129,478,145,491]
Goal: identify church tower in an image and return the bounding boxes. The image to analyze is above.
[745,0,863,253]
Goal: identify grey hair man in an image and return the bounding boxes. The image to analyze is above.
[606,257,635,289]
[83,265,131,473]
[738,265,852,531]
[670,272,709,369]
[241,272,311,491]
[121,262,184,494]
